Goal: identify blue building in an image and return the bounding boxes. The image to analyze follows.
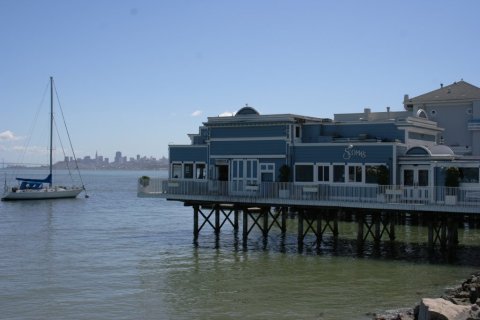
[166,104,479,204]
[139,86,480,248]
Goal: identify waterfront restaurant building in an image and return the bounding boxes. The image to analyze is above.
[170,106,479,200]
[168,102,480,203]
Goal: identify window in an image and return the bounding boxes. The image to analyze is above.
[184,163,193,179]
[172,163,182,179]
[459,167,479,183]
[295,126,301,138]
[295,164,313,182]
[317,165,329,182]
[333,165,345,182]
[196,163,206,179]
[418,170,429,186]
[348,165,362,183]
[366,165,389,184]
[260,163,275,182]
[403,170,414,186]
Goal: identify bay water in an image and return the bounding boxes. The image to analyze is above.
[1,169,479,320]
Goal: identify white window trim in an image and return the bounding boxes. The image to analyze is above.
[260,162,276,182]
[294,162,315,184]
[315,163,331,184]
[183,162,194,179]
[194,162,207,180]
[346,163,364,184]
[332,163,346,184]
[171,162,183,179]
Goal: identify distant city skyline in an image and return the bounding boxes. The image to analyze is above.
[58,150,168,170]
[3,150,168,170]
[2,150,167,168]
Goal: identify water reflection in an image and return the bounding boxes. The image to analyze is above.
[190,217,480,268]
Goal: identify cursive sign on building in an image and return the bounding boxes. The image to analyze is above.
[343,145,367,160]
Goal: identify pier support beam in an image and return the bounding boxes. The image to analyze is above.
[296,209,341,248]
[193,205,199,241]
[215,205,220,234]
[298,209,304,248]
[281,207,287,234]
[234,209,239,231]
[357,211,395,244]
[357,212,365,245]
[242,210,248,241]
[427,213,459,249]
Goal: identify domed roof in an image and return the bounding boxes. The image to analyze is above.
[406,145,455,157]
[236,105,259,116]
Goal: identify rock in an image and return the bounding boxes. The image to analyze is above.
[418,298,472,320]
[470,287,478,304]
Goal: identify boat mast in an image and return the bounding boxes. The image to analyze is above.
[49,76,53,187]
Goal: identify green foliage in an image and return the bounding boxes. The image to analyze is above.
[377,165,390,185]
[139,175,151,187]
[445,167,460,188]
[278,165,291,182]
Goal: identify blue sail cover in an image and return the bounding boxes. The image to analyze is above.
[16,174,52,190]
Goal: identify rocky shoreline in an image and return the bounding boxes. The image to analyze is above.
[372,272,480,320]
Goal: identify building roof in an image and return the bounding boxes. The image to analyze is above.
[405,80,480,105]
[404,145,455,160]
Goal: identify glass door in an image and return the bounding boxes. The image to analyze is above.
[401,165,431,202]
[231,159,258,195]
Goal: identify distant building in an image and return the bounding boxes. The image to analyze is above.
[115,151,122,163]
[404,81,480,155]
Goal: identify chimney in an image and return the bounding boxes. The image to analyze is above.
[440,83,443,88]
[403,94,409,103]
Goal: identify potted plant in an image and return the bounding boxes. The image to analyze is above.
[445,167,460,205]
[139,175,151,188]
[375,165,390,202]
[278,164,291,198]
[377,165,390,186]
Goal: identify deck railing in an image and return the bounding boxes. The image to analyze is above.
[138,178,480,212]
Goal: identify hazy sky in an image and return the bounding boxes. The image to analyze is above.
[1,0,479,164]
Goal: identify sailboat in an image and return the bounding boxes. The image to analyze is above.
[2,77,86,201]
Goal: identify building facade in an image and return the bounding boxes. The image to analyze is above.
[168,103,480,203]
[404,81,480,156]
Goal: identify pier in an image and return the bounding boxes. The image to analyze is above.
[138,179,480,250]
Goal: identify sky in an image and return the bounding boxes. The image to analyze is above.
[1,0,479,165]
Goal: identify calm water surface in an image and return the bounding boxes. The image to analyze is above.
[1,169,479,320]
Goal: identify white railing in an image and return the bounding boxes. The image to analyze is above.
[138,178,480,211]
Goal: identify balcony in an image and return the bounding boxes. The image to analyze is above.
[138,179,480,214]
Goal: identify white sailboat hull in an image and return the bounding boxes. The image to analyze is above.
[2,187,83,201]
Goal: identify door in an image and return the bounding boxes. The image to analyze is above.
[401,165,431,202]
[231,159,258,194]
